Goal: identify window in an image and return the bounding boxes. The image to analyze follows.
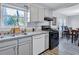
[18,10,25,26]
[2,5,26,27]
[3,7,17,26]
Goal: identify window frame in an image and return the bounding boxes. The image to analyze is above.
[1,4,29,28]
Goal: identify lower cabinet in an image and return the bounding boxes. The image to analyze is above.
[18,33,49,55]
[0,40,17,55]
[0,46,16,55]
[0,33,49,55]
[18,37,32,55]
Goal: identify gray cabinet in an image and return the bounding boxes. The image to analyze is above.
[18,37,32,55]
[0,40,17,55]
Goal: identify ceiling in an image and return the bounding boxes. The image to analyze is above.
[54,4,79,16]
[8,3,78,10]
[40,3,78,10]
[40,3,79,16]
[6,3,79,16]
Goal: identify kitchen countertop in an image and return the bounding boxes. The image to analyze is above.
[0,31,49,42]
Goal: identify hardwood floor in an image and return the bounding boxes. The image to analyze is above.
[59,38,79,55]
[41,47,59,55]
[42,37,79,55]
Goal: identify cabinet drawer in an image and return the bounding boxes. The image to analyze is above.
[0,40,16,48]
[19,37,32,43]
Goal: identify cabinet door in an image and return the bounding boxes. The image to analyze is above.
[19,37,32,55]
[44,9,52,17]
[0,40,17,55]
[33,34,45,55]
[38,8,44,21]
[45,33,49,49]
[44,9,49,17]
[0,46,16,55]
[30,5,39,22]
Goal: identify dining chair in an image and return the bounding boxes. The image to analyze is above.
[71,30,78,43]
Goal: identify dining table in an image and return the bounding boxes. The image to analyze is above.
[70,29,79,43]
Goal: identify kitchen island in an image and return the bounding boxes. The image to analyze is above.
[0,31,49,55]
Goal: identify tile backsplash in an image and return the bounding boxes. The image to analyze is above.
[27,21,49,27]
[27,21,49,31]
[0,21,49,32]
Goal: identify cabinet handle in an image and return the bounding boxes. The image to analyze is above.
[19,43,26,46]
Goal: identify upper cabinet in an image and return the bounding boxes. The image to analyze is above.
[38,7,44,21]
[30,5,39,22]
[30,4,53,22]
[44,8,52,17]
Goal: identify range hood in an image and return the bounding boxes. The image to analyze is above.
[44,17,53,21]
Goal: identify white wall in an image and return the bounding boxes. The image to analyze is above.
[52,11,68,37]
[0,3,53,32]
[52,12,67,29]
[67,15,79,29]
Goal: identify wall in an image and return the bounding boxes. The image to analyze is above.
[52,11,68,37]
[52,12,67,29]
[0,3,53,32]
[0,3,28,32]
[67,15,79,29]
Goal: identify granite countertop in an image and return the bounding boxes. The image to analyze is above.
[0,31,49,42]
